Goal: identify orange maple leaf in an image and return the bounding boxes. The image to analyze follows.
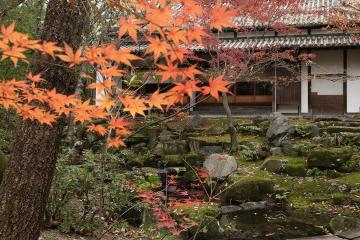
[57,43,85,67]
[182,65,203,80]
[120,96,148,118]
[145,37,171,61]
[107,137,125,149]
[41,41,63,58]
[209,2,237,31]
[118,16,144,43]
[0,22,17,44]
[169,80,201,103]
[157,62,180,82]
[27,73,44,83]
[109,117,132,129]
[97,94,116,111]
[202,76,232,101]
[87,123,107,136]
[148,89,168,111]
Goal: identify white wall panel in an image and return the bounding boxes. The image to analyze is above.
[311,50,343,95]
[347,49,360,113]
[301,62,309,113]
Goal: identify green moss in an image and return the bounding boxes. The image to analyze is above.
[190,134,266,145]
[338,172,360,189]
[162,155,184,167]
[331,193,350,205]
[185,152,205,167]
[354,114,360,120]
[290,119,313,127]
[308,147,353,171]
[224,176,274,202]
[322,126,360,134]
[263,155,307,177]
[283,163,307,177]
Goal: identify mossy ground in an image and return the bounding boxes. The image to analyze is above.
[234,152,360,217]
[190,134,266,145]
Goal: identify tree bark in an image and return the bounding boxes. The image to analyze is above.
[0,1,90,239]
[222,93,237,151]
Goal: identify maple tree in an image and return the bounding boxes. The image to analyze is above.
[0,0,238,239]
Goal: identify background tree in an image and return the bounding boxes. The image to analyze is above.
[0,0,90,239]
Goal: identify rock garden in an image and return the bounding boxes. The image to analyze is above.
[2,112,360,239]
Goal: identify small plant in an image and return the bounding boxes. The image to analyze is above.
[295,126,312,138]
[293,143,311,156]
[238,145,259,161]
[306,167,325,177]
[238,125,263,135]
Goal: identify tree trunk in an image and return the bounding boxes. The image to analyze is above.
[0,1,90,239]
[222,93,237,151]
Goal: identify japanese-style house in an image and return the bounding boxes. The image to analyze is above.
[116,0,360,116]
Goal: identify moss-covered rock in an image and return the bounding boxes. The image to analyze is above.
[162,155,184,167]
[260,159,288,173]
[0,152,7,183]
[322,126,360,134]
[163,140,189,155]
[339,154,360,173]
[224,176,274,202]
[185,152,205,167]
[282,163,307,177]
[308,147,353,171]
[262,155,307,177]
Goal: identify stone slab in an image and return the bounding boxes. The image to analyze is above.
[337,229,360,239]
[288,235,344,240]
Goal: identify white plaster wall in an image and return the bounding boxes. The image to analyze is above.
[347,49,360,113]
[311,50,343,95]
[301,62,309,113]
[95,71,105,105]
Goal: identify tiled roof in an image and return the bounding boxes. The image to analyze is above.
[121,34,359,51]
[220,34,358,49]
[233,0,343,28]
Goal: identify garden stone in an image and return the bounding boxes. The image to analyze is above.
[308,147,353,172]
[282,140,300,157]
[200,145,224,155]
[224,176,274,202]
[260,159,288,173]
[146,127,158,148]
[220,205,243,215]
[239,201,268,211]
[266,113,295,146]
[270,147,282,155]
[163,140,189,155]
[187,114,203,129]
[330,216,360,238]
[203,154,237,179]
[159,129,173,142]
[153,143,164,156]
[309,124,320,137]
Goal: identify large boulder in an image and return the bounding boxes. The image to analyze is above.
[224,176,274,202]
[203,154,237,179]
[308,147,353,172]
[266,113,295,146]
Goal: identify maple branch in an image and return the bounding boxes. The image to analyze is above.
[126,95,210,140]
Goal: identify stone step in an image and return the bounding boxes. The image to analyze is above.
[288,234,344,240]
[337,229,360,239]
[320,126,360,134]
[317,121,360,128]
